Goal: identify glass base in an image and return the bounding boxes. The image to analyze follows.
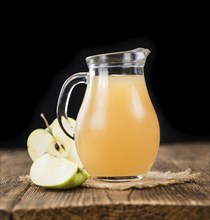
[97,175,144,182]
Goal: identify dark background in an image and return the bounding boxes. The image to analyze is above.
[1,7,210,148]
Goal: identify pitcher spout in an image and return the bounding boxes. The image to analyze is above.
[130,48,150,67]
[86,47,151,68]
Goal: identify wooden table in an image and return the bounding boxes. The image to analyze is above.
[0,142,209,220]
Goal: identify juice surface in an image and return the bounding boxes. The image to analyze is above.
[75,75,160,177]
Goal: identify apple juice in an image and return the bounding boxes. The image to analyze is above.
[75,75,160,177]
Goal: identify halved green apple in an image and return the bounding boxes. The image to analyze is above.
[50,117,75,139]
[27,129,54,161]
[49,118,83,167]
[30,153,90,189]
[27,116,83,168]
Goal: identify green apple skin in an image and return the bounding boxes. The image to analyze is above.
[49,169,90,190]
[66,169,90,189]
[27,117,83,169]
[30,153,90,190]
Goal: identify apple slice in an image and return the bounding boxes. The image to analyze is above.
[30,153,89,189]
[50,118,83,168]
[50,117,76,139]
[47,137,83,168]
[27,129,54,161]
[27,128,70,162]
[27,115,82,166]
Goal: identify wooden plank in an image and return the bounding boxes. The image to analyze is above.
[12,187,210,220]
[11,142,210,220]
[0,149,32,220]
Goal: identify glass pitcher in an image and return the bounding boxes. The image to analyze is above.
[57,48,160,181]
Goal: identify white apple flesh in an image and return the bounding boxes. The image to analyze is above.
[27,116,83,168]
[50,117,75,139]
[30,153,90,189]
[50,118,83,168]
[27,129,70,161]
[27,129,54,161]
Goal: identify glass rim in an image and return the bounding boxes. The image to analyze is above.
[86,48,150,68]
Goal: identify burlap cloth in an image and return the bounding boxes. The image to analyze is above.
[82,168,200,190]
[20,168,200,190]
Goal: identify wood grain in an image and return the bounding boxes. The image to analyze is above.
[1,142,209,220]
[0,149,31,220]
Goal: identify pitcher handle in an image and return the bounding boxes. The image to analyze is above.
[56,72,87,139]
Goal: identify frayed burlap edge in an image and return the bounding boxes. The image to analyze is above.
[19,168,200,190]
[83,168,201,190]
